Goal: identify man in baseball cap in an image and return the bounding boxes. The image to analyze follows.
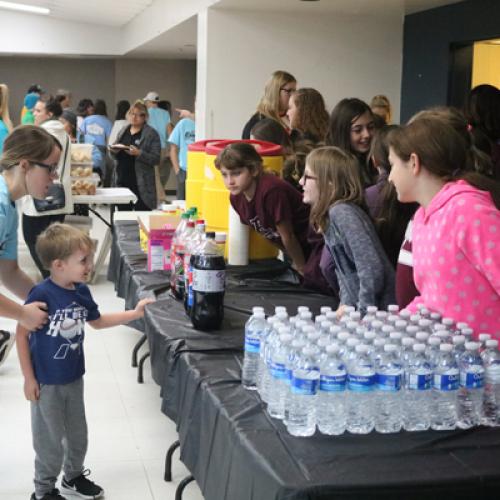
[143,91,160,103]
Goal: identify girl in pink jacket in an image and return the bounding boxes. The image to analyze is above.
[387,113,500,339]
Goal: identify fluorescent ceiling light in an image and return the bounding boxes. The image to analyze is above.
[0,1,50,15]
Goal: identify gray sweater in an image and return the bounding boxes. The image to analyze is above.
[324,202,395,313]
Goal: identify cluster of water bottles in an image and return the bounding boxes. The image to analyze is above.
[241,303,500,437]
[169,208,226,330]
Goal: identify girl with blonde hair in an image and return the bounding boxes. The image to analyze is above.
[300,146,395,315]
[0,84,13,153]
[242,70,297,139]
[370,94,392,125]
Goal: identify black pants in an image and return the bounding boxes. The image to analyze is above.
[22,214,65,278]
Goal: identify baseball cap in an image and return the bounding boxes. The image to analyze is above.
[143,91,159,102]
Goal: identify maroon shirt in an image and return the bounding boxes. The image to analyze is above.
[230,173,311,257]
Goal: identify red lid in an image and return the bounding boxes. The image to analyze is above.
[188,139,225,152]
[205,139,282,156]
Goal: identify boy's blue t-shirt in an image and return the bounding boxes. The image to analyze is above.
[147,107,171,148]
[0,119,9,153]
[80,115,112,147]
[26,279,101,385]
[168,118,195,171]
[0,175,18,260]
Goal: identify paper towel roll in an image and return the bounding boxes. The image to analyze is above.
[228,205,249,265]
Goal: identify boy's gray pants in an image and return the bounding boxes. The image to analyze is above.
[30,377,87,497]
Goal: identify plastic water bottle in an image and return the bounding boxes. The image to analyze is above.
[242,310,266,390]
[268,332,293,420]
[258,317,278,401]
[452,335,466,364]
[431,343,459,430]
[189,232,225,330]
[457,342,484,429]
[284,337,307,423]
[287,345,320,437]
[346,344,376,434]
[426,336,442,368]
[317,345,347,435]
[483,340,500,427]
[404,343,432,431]
[375,344,403,433]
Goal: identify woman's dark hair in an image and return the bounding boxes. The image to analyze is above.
[115,100,130,120]
[250,118,292,153]
[76,98,94,117]
[158,100,171,114]
[40,96,62,119]
[214,142,263,174]
[94,99,107,117]
[465,84,500,142]
[369,125,417,267]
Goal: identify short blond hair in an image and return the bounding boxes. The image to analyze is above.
[36,223,94,270]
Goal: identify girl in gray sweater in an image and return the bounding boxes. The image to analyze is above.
[299,146,395,316]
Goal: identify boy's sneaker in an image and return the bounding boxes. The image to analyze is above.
[61,469,104,499]
[0,330,15,367]
[30,488,67,499]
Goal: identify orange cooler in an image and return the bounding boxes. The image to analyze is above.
[202,140,283,260]
[186,140,223,217]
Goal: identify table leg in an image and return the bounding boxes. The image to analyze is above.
[164,440,180,482]
[131,333,147,367]
[175,475,195,500]
[90,226,112,284]
[137,351,150,384]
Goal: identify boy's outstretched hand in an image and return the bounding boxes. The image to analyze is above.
[134,298,155,318]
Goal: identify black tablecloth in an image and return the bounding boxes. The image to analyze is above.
[109,221,500,500]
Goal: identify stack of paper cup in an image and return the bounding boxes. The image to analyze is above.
[228,205,249,265]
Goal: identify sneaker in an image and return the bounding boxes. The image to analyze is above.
[60,469,104,499]
[30,488,67,499]
[0,330,15,367]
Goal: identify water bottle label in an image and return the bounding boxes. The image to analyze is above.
[408,373,432,390]
[433,372,459,391]
[348,374,376,392]
[192,269,225,292]
[377,373,402,391]
[270,362,287,380]
[460,369,485,389]
[291,376,318,395]
[320,374,346,392]
[286,368,292,381]
[244,336,260,354]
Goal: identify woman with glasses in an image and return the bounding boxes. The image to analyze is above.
[242,70,297,139]
[327,98,378,187]
[0,126,60,334]
[21,96,73,278]
[109,100,161,210]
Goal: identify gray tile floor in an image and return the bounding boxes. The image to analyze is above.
[0,208,204,500]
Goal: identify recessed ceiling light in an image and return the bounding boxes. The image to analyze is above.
[0,1,50,15]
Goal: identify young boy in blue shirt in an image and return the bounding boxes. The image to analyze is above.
[16,223,154,500]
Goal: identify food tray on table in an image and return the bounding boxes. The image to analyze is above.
[71,174,100,195]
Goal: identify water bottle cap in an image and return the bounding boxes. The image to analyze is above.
[326,311,337,321]
[307,332,320,341]
[289,317,297,325]
[478,333,492,342]
[428,336,441,346]
[402,337,415,346]
[303,325,315,334]
[389,331,402,340]
[350,311,361,320]
[254,311,265,319]
[252,306,264,313]
[436,332,449,340]
[415,331,429,341]
[346,338,360,347]
[364,331,376,339]
[371,320,384,329]
[292,339,306,348]
[399,309,411,319]
[456,322,469,330]
[406,325,419,334]
[355,344,369,353]
[382,325,395,333]
[320,306,332,314]
[418,318,432,327]
[395,320,408,329]
[387,314,399,323]
[315,315,326,324]
[366,306,378,314]
[275,306,287,313]
[387,304,400,313]
[452,335,465,345]
[330,325,341,334]
[344,306,356,313]
[300,311,313,320]
[442,317,454,326]
[440,343,453,352]
[384,344,398,352]
[376,311,388,318]
[346,321,358,330]
[196,219,205,225]
[326,344,340,354]
[462,328,474,337]
[410,314,421,322]
[413,343,426,352]
[267,317,278,325]
[321,320,332,329]
[485,339,499,348]
[374,338,386,347]
[465,341,480,350]
[276,311,288,320]
[433,323,447,331]
[279,333,293,344]
[317,337,330,347]
[297,306,309,313]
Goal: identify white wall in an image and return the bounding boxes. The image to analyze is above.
[196,8,404,139]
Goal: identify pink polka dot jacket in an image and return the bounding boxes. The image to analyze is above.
[408,180,500,339]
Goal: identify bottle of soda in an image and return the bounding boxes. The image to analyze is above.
[190,232,226,330]
[170,212,190,299]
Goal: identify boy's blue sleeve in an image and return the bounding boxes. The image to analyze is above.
[168,120,182,147]
[77,283,101,321]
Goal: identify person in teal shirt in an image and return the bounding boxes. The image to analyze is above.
[169,115,195,200]
[0,84,13,153]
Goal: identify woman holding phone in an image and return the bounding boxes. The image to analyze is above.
[109,100,161,210]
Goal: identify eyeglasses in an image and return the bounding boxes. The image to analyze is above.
[280,87,295,95]
[302,173,317,182]
[30,161,58,175]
